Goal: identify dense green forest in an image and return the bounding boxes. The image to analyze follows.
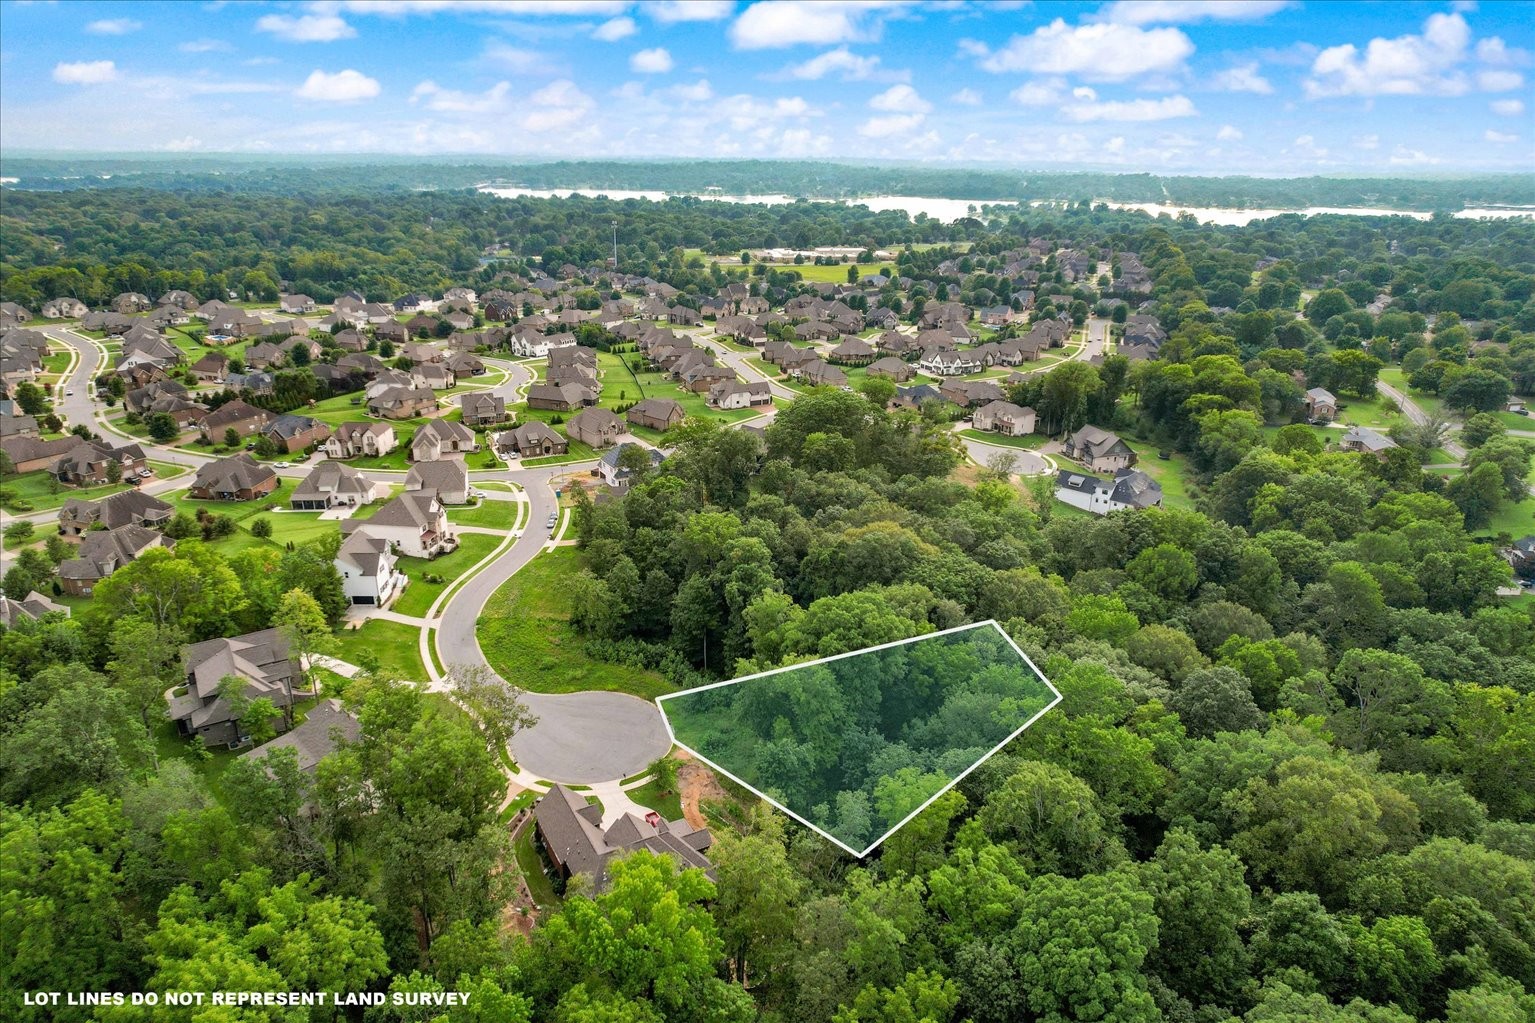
[662,624,1057,852]
[3,174,1535,1023]
[2,157,1532,209]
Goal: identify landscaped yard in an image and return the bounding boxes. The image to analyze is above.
[513,822,562,907]
[478,547,672,700]
[1,460,189,513]
[625,777,684,821]
[334,617,426,682]
[392,531,504,618]
[960,428,1048,450]
[1120,439,1199,510]
[522,438,600,467]
[450,496,520,529]
[1475,498,1535,540]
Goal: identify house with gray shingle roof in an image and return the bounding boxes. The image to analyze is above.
[533,782,714,893]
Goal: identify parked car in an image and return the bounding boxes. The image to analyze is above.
[137,468,152,478]
[546,512,558,529]
[273,461,290,468]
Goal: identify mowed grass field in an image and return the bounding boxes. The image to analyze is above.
[334,618,426,682]
[477,547,672,701]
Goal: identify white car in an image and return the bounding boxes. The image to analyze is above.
[273,461,290,468]
[546,512,558,529]
[64,389,74,396]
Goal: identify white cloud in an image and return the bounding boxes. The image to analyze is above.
[1211,62,1273,94]
[1062,94,1197,121]
[1072,85,1098,100]
[522,79,593,132]
[1304,12,1471,97]
[729,1,903,50]
[410,80,510,113]
[1389,145,1439,165]
[593,17,637,41]
[1355,133,1380,149]
[630,48,674,73]
[1475,36,1529,65]
[162,136,203,152]
[783,47,883,80]
[858,113,925,138]
[714,93,817,131]
[968,19,1194,80]
[52,60,117,85]
[1009,79,1064,105]
[1477,69,1524,91]
[86,18,142,35]
[179,38,231,53]
[296,69,381,102]
[1098,1,1290,25]
[1216,124,1242,140]
[483,42,556,74]
[1292,134,1327,157]
[1485,129,1518,144]
[669,79,715,102]
[337,0,627,14]
[869,83,930,113]
[951,87,982,105]
[1491,98,1525,116]
[649,0,734,22]
[255,13,356,43]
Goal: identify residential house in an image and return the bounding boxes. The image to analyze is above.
[40,297,89,320]
[225,371,275,396]
[409,419,478,462]
[1,435,78,473]
[918,348,984,376]
[52,440,147,485]
[58,524,173,596]
[56,491,175,537]
[1502,536,1535,580]
[972,400,1037,437]
[342,491,455,559]
[1063,426,1136,472]
[597,443,665,491]
[1305,387,1338,423]
[190,352,229,382]
[828,337,876,365]
[289,460,384,510]
[168,628,302,748]
[866,357,915,382]
[199,400,272,443]
[324,422,397,460]
[262,414,331,455]
[497,421,567,458]
[567,408,624,449]
[446,352,485,377]
[334,528,407,607]
[125,378,191,415]
[534,782,714,894]
[0,590,69,628]
[793,360,848,388]
[368,385,438,420]
[404,458,470,505]
[240,698,360,773]
[188,454,279,502]
[112,292,152,314]
[527,381,598,411]
[1055,468,1164,516]
[1338,425,1398,460]
[708,380,771,410]
[626,398,686,432]
[279,294,316,314]
[940,380,1007,408]
[891,383,945,411]
[682,365,736,393]
[459,392,507,427]
[0,413,38,437]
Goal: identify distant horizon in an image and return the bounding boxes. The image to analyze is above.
[3,151,1532,185]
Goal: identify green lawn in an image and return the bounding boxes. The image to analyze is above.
[0,460,188,513]
[392,532,504,618]
[478,547,672,700]
[1379,367,1447,418]
[334,618,426,682]
[960,428,1048,450]
[1475,499,1535,540]
[522,438,600,467]
[1335,392,1410,430]
[449,497,520,529]
[625,778,684,821]
[1121,439,1198,510]
[511,351,761,427]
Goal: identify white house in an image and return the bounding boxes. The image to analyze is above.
[334,528,406,607]
[1055,468,1163,516]
[341,492,455,559]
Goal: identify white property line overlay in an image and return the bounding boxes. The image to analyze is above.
[655,619,1063,859]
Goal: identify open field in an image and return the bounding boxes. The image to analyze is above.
[392,531,504,618]
[960,428,1048,450]
[477,547,671,700]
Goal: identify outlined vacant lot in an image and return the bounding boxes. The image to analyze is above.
[657,621,1061,857]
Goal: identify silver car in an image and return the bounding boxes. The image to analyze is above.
[546,512,558,529]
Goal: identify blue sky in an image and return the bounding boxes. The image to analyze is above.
[1,0,1530,173]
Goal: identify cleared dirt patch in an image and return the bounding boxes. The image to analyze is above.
[675,750,731,831]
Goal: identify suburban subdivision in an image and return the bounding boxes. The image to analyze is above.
[3,3,1535,1018]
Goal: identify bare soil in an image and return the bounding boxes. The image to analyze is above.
[674,749,731,831]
